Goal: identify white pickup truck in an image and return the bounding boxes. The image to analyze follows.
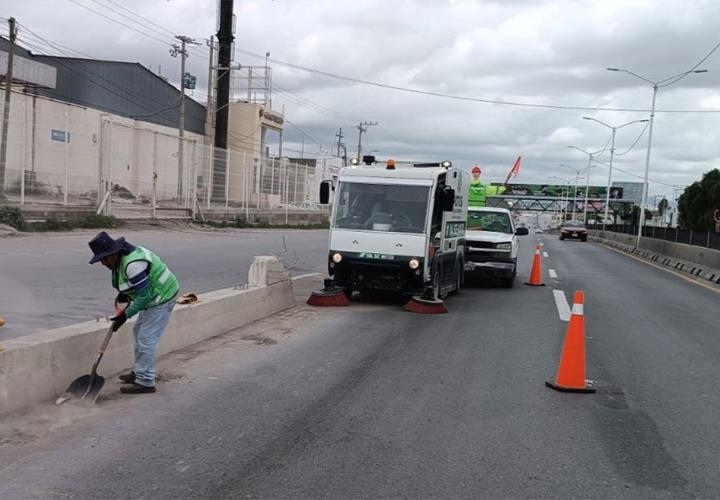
[463,207,529,287]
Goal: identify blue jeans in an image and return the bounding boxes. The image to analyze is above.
[132,299,175,387]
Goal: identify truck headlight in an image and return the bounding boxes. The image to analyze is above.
[495,242,512,251]
[408,258,420,270]
[332,252,343,263]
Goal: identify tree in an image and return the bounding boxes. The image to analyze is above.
[657,197,669,218]
[677,169,720,230]
[623,205,653,226]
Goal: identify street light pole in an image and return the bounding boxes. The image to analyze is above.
[568,146,610,224]
[584,154,592,223]
[581,117,648,231]
[607,66,707,247]
[637,84,658,246]
[605,128,616,230]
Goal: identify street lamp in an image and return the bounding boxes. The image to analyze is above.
[550,175,572,222]
[581,117,648,231]
[567,146,606,224]
[558,163,583,220]
[607,66,707,247]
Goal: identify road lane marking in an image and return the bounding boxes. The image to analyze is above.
[543,251,549,258]
[553,290,571,322]
[597,242,720,295]
[548,269,558,279]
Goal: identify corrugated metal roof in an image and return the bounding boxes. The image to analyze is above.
[0,36,206,135]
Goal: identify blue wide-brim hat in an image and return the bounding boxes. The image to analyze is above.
[88,231,126,264]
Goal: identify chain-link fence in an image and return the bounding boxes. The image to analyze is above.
[0,90,333,220]
[600,224,720,251]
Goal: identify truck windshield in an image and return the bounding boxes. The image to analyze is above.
[334,182,430,234]
[467,211,513,234]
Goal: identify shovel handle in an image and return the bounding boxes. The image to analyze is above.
[91,324,115,376]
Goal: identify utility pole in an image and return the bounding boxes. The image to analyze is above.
[213,0,234,202]
[336,127,347,167]
[0,17,17,195]
[335,127,344,157]
[356,121,377,160]
[204,37,215,139]
[171,35,197,202]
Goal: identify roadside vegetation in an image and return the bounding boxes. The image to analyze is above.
[0,206,123,232]
[678,168,720,231]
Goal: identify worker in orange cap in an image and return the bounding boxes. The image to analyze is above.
[469,166,487,207]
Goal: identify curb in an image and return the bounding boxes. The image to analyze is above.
[0,256,295,419]
[589,236,720,287]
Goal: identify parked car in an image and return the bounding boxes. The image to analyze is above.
[464,207,529,287]
[559,221,588,241]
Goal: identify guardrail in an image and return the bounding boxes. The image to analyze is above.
[598,224,720,251]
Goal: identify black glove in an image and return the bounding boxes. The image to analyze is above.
[110,310,127,332]
[115,293,131,307]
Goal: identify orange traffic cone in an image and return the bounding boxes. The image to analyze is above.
[545,291,595,393]
[525,244,545,286]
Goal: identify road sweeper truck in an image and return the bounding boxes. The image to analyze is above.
[318,157,469,300]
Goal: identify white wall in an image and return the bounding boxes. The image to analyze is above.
[0,89,203,203]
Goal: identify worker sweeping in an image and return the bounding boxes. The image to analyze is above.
[88,231,179,395]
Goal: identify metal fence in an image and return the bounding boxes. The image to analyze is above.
[600,224,720,251]
[0,91,334,219]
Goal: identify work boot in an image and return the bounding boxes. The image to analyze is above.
[118,371,136,384]
[120,383,156,395]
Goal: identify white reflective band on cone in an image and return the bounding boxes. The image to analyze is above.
[571,303,584,315]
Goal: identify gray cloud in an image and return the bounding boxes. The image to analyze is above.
[3,0,720,198]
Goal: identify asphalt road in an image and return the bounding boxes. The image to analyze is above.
[0,227,328,340]
[1,235,719,498]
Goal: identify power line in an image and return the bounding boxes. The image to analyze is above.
[15,32,191,120]
[659,40,720,87]
[66,0,174,47]
[228,130,337,158]
[615,122,650,156]
[17,23,207,115]
[236,49,720,114]
[273,85,357,123]
[285,119,323,146]
[102,0,177,37]
[93,0,210,60]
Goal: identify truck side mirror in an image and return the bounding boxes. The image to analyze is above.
[319,180,332,204]
[515,227,529,236]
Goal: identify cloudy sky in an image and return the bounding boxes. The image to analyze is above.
[3,0,720,201]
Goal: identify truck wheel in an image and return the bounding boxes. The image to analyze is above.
[342,288,353,300]
[432,269,442,300]
[450,264,462,295]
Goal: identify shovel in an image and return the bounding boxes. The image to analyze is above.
[55,323,116,406]
[56,299,128,406]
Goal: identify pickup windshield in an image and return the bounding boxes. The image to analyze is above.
[467,211,513,234]
[334,182,430,234]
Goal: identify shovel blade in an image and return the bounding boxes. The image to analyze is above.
[55,374,105,406]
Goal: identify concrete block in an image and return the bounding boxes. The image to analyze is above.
[248,256,290,286]
[0,258,295,418]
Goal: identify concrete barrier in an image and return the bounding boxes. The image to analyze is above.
[0,256,293,418]
[590,230,720,285]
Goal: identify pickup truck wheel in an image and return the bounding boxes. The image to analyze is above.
[500,276,515,288]
[500,260,517,288]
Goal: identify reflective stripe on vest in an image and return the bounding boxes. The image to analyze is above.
[113,246,179,306]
